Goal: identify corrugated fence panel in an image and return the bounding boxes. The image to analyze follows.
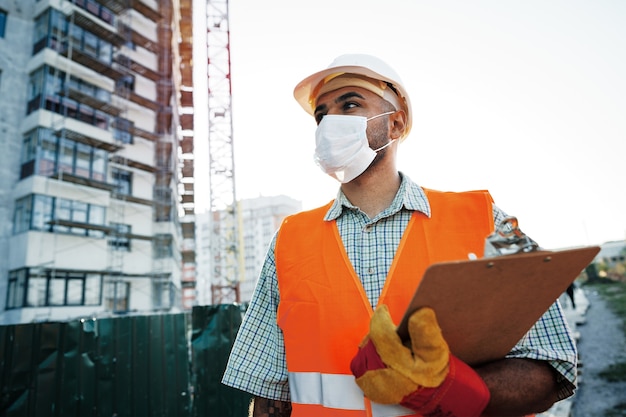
[0,313,193,417]
[0,306,253,417]
[191,304,253,417]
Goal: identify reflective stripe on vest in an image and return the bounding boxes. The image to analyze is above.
[276,189,495,417]
[289,371,415,417]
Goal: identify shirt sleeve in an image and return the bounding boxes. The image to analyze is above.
[493,204,578,399]
[221,234,291,401]
[506,301,578,399]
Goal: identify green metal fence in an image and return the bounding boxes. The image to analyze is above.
[0,305,252,417]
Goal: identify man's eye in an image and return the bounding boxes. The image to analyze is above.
[343,102,359,110]
[315,113,325,124]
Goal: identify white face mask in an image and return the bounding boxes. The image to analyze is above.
[314,112,394,183]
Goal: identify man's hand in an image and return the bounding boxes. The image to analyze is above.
[350,305,490,416]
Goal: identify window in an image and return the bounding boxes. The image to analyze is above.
[92,148,107,181]
[0,9,7,38]
[6,268,102,309]
[31,9,113,62]
[116,75,135,94]
[114,117,134,144]
[153,234,173,259]
[27,65,113,131]
[58,138,74,175]
[105,281,129,312]
[13,194,106,237]
[20,127,110,181]
[112,168,132,195]
[6,269,27,309]
[109,222,131,251]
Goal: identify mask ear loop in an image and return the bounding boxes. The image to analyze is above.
[367,111,397,153]
[373,139,396,153]
[366,111,395,122]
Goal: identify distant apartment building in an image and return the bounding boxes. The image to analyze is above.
[0,0,196,324]
[196,195,302,305]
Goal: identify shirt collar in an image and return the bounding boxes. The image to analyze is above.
[324,172,431,221]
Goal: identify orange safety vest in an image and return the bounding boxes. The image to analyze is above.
[275,189,495,417]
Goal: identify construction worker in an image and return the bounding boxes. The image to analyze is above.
[222,54,577,417]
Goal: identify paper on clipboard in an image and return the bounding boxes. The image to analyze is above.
[396,246,600,366]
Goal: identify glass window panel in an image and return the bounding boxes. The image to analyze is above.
[38,129,57,176]
[50,9,66,36]
[7,270,26,308]
[26,276,47,307]
[44,67,61,96]
[100,8,114,25]
[98,40,112,64]
[92,148,107,181]
[67,76,80,92]
[78,104,94,124]
[48,277,65,305]
[58,138,74,174]
[94,110,109,130]
[55,198,71,221]
[32,195,53,231]
[0,11,5,39]
[72,201,88,223]
[69,25,82,49]
[86,0,100,16]
[28,68,44,101]
[64,97,78,119]
[66,278,84,305]
[85,274,101,305]
[33,11,49,44]
[21,130,37,163]
[75,142,91,178]
[95,88,110,102]
[89,205,105,225]
[88,205,106,237]
[109,222,131,251]
[13,196,30,234]
[113,169,132,195]
[105,281,129,312]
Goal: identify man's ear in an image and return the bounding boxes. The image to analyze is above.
[389,110,408,140]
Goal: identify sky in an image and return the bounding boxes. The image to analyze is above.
[192,0,626,250]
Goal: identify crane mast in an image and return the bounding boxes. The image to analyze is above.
[205,0,240,304]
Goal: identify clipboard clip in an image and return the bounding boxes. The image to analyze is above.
[484,216,539,258]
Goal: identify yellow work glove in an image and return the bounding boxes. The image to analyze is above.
[350,305,490,416]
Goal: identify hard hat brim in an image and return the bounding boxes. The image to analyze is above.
[293,63,412,139]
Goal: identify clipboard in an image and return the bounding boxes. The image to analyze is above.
[396,246,600,366]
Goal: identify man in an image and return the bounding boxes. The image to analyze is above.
[222,54,577,417]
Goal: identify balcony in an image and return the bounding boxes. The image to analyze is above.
[60,47,126,82]
[109,155,156,173]
[131,126,160,142]
[131,0,162,22]
[71,9,125,47]
[49,171,116,192]
[115,54,161,82]
[62,87,122,117]
[55,127,122,153]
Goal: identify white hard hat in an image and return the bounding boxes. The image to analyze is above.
[294,54,412,139]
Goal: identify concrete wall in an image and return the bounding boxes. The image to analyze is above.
[0,0,38,311]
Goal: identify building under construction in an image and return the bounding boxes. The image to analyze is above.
[0,0,197,324]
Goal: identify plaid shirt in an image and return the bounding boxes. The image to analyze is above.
[222,173,577,401]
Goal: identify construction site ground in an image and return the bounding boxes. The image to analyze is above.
[538,286,626,417]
